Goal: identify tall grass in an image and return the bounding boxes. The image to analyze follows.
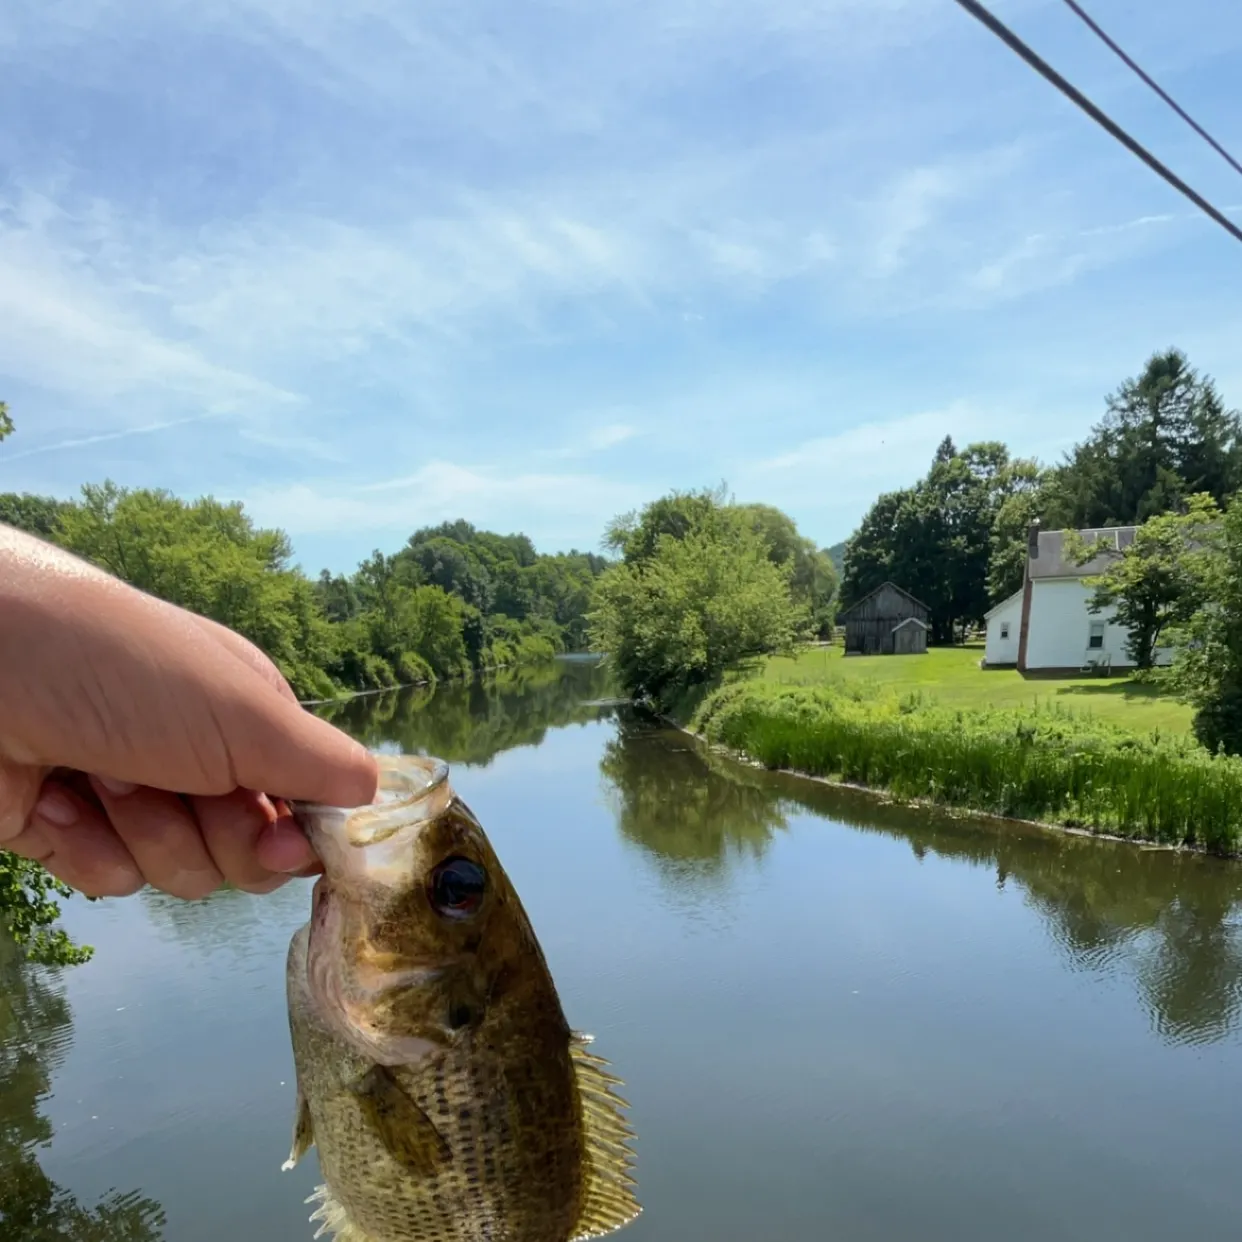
[690,681,1242,855]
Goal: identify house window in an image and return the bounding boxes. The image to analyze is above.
[1088,621,1105,650]
[1000,622,1010,640]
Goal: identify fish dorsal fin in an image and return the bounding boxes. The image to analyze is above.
[569,1035,642,1241]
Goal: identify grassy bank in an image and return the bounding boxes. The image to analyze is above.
[757,644,1193,735]
[689,680,1242,855]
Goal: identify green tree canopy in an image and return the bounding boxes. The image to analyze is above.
[589,488,805,706]
[1049,349,1242,528]
[1168,493,1242,754]
[736,503,839,638]
[843,438,1042,640]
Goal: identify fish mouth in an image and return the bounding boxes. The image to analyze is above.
[292,753,454,886]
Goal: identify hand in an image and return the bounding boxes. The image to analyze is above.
[0,526,379,900]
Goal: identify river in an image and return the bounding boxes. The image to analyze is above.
[4,654,1242,1241]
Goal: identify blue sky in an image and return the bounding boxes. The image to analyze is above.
[1,0,1240,575]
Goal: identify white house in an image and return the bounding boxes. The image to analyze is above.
[983,523,1171,673]
[983,589,1024,666]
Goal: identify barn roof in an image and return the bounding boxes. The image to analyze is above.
[839,581,930,618]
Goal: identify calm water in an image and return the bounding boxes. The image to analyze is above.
[5,655,1242,1241]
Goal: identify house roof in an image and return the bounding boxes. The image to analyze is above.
[839,580,930,618]
[891,617,929,631]
[1029,526,1137,579]
[984,589,1023,620]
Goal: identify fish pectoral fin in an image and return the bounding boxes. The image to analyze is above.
[282,1087,315,1171]
[349,1065,451,1178]
[569,1042,642,1240]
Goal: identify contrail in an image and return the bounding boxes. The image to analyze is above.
[0,412,229,463]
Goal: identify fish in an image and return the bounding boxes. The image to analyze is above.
[282,752,640,1242]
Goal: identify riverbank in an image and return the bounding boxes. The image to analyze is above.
[673,680,1242,857]
[298,649,597,707]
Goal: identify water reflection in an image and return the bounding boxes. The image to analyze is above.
[0,933,166,1240]
[600,711,789,890]
[137,881,308,957]
[314,657,619,766]
[602,710,1242,1047]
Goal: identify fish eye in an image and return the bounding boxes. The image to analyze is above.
[429,856,487,920]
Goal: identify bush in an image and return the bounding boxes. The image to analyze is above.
[396,651,436,685]
[692,681,1242,854]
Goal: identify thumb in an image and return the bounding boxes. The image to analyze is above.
[218,682,379,808]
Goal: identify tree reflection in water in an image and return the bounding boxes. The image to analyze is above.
[0,933,166,1241]
[602,709,1242,1047]
[315,656,619,768]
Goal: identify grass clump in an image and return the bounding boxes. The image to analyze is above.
[690,681,1242,855]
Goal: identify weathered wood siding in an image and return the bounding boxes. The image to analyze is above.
[892,621,928,655]
[841,583,930,655]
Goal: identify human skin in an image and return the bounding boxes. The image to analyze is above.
[0,525,379,901]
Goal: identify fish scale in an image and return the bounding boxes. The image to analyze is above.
[282,754,640,1242]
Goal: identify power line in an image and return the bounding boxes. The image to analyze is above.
[949,0,1242,248]
[1058,0,1242,179]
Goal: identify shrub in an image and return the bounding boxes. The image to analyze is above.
[691,682,1242,854]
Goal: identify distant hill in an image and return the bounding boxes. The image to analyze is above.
[827,540,846,576]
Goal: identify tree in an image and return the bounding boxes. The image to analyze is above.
[841,488,911,608]
[1050,349,1242,529]
[393,522,606,664]
[988,483,1045,604]
[603,484,728,564]
[843,440,1042,641]
[399,535,494,614]
[736,503,839,637]
[0,494,73,540]
[1067,494,1220,670]
[589,490,804,706]
[0,400,12,443]
[0,858,92,968]
[1167,493,1242,754]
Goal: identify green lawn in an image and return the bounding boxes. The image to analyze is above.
[751,643,1194,736]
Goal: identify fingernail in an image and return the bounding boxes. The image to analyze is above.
[34,789,78,827]
[95,776,138,796]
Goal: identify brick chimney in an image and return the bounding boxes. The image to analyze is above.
[1017,520,1040,672]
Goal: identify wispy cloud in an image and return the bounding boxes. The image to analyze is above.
[239,461,645,552]
[537,421,641,462]
[0,191,298,421]
[1,414,230,462]
[746,403,992,507]
[0,0,1237,568]
[585,423,637,452]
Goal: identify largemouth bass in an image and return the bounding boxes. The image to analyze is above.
[282,753,640,1242]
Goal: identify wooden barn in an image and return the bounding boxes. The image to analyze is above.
[840,582,930,656]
